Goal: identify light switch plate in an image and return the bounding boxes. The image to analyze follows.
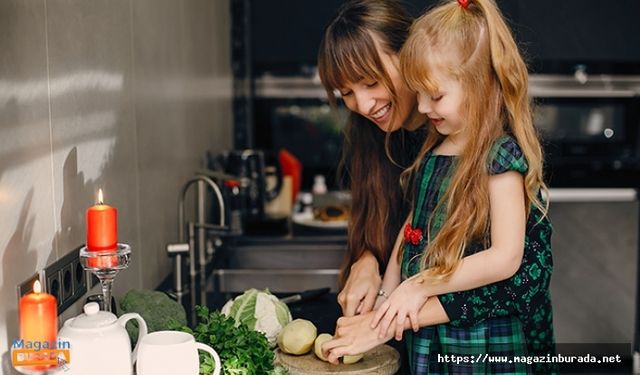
[43,247,88,314]
[17,272,42,300]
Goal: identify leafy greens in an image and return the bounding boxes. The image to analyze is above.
[168,306,284,375]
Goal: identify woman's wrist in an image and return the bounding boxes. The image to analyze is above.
[352,250,380,271]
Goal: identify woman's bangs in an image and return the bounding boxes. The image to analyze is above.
[320,30,386,91]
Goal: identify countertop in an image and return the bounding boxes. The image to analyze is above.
[201,291,409,375]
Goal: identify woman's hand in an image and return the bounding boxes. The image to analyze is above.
[370,273,430,340]
[321,312,392,364]
[338,252,381,316]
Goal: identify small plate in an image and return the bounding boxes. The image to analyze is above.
[291,212,348,229]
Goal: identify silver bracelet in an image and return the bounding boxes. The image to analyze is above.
[377,288,389,299]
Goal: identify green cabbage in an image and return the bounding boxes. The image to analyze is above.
[221,289,292,347]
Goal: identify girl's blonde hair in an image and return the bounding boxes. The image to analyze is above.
[317,0,417,287]
[399,0,548,280]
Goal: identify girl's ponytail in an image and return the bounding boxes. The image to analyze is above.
[471,0,548,216]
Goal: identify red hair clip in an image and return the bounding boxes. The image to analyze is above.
[404,224,424,246]
[458,0,470,9]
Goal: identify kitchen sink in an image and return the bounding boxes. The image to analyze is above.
[207,269,340,293]
[206,235,346,293]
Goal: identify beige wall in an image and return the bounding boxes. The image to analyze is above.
[0,0,232,372]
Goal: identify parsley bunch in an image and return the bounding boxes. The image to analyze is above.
[168,306,279,375]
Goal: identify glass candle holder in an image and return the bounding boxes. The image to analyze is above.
[79,243,131,313]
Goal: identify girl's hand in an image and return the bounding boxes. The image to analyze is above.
[370,274,430,340]
[338,252,381,316]
[321,312,392,365]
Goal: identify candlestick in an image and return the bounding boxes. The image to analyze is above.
[79,244,131,313]
[80,188,130,312]
[15,280,57,373]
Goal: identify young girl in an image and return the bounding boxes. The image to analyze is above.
[323,0,555,373]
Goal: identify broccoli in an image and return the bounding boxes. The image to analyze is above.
[118,289,187,343]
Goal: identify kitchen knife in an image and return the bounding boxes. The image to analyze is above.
[280,287,330,304]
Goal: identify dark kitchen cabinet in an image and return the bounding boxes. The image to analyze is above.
[239,0,640,76]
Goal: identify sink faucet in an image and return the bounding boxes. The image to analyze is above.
[178,174,225,232]
[169,174,227,313]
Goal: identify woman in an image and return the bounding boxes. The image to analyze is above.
[317,1,554,371]
[317,0,424,319]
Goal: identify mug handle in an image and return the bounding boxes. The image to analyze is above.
[196,343,222,375]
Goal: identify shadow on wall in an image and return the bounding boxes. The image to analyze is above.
[1,188,37,375]
[54,148,93,261]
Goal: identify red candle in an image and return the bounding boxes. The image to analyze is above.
[86,189,117,251]
[17,280,57,369]
[86,189,118,268]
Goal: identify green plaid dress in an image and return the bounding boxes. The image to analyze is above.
[401,136,555,374]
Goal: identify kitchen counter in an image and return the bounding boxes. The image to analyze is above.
[201,291,409,375]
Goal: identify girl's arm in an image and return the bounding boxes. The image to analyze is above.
[371,171,526,338]
[337,250,381,317]
[420,170,526,296]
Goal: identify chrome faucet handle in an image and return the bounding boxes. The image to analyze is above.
[167,243,189,255]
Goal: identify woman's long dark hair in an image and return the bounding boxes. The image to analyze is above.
[317,0,417,286]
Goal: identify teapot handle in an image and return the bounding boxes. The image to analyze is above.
[118,312,148,364]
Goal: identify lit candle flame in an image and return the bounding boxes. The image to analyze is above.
[98,189,104,205]
[33,280,42,293]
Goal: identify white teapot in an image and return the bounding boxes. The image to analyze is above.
[58,302,147,375]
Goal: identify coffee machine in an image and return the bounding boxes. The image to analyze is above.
[208,149,283,230]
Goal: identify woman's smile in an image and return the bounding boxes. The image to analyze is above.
[371,103,392,124]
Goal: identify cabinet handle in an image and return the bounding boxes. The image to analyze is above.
[546,188,637,202]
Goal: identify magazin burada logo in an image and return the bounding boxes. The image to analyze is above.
[11,339,71,370]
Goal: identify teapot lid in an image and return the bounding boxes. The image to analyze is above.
[69,302,117,328]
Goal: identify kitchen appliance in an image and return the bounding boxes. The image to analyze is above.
[530,74,640,187]
[215,149,283,221]
[57,302,147,375]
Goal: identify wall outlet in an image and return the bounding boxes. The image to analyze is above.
[72,256,87,298]
[43,247,88,314]
[45,269,62,305]
[61,263,73,302]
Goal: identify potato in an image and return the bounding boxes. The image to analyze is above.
[343,354,364,364]
[277,319,317,355]
[313,333,333,361]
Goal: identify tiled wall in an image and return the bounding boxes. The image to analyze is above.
[0,0,232,372]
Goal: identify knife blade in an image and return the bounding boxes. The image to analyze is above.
[280,287,331,304]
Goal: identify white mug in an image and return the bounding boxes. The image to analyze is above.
[135,331,221,375]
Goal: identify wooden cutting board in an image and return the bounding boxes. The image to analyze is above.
[275,345,399,375]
